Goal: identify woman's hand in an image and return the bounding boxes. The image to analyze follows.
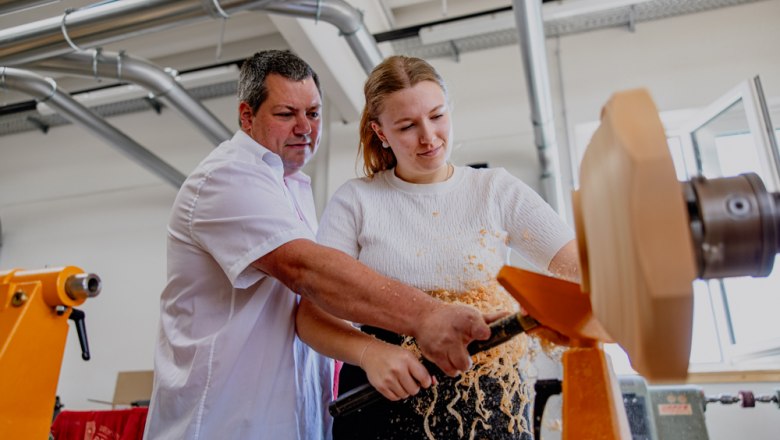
[359,339,433,401]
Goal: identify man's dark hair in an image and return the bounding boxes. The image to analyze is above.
[238,50,321,115]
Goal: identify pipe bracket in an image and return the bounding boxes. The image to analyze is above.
[210,0,230,19]
[117,50,125,82]
[61,8,88,52]
[92,48,102,82]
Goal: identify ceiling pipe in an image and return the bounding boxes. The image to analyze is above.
[29,49,233,145]
[512,0,565,215]
[257,0,382,74]
[0,0,261,65]
[0,0,381,73]
[0,66,186,188]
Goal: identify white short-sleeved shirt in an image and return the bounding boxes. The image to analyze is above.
[317,166,573,293]
[144,130,333,440]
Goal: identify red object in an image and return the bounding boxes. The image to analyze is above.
[51,407,148,440]
[333,360,343,398]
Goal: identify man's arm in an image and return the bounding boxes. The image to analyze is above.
[254,238,490,376]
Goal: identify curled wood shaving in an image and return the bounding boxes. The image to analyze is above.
[404,281,535,439]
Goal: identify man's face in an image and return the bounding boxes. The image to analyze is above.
[239,73,322,176]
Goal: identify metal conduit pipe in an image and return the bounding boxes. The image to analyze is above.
[30,50,233,145]
[258,0,382,74]
[0,0,214,65]
[512,0,565,214]
[0,0,381,73]
[0,67,186,188]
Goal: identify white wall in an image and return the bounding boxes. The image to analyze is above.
[1,0,778,437]
[0,96,237,409]
[557,0,780,125]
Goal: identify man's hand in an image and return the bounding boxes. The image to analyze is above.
[413,303,491,377]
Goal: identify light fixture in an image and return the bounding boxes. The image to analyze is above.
[0,0,60,17]
[419,10,515,45]
[542,0,656,21]
[36,64,239,116]
[417,0,658,44]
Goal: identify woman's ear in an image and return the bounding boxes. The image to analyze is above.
[370,122,386,144]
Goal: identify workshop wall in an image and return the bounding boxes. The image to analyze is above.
[0,98,232,411]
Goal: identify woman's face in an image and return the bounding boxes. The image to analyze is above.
[372,80,452,183]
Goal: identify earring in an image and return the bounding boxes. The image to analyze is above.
[382,141,390,149]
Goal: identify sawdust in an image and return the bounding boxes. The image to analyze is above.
[402,281,534,440]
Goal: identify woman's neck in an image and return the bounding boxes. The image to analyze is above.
[395,163,453,184]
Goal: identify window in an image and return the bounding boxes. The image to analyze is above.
[680,77,780,369]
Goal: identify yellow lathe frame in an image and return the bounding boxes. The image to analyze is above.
[0,266,94,439]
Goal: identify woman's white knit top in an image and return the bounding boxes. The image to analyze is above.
[317,166,573,293]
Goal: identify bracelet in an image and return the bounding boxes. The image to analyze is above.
[358,339,375,368]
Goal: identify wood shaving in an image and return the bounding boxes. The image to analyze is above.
[403,281,534,439]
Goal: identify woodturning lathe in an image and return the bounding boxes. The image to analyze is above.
[498,88,779,439]
[0,266,101,439]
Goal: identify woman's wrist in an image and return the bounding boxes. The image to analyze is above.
[358,338,376,369]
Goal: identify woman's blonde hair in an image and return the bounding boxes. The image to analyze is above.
[359,55,448,177]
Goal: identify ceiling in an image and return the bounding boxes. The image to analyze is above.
[0,0,513,79]
[0,0,767,135]
[0,0,518,132]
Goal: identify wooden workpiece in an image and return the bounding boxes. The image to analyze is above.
[574,88,697,381]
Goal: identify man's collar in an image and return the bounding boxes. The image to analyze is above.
[233,130,311,183]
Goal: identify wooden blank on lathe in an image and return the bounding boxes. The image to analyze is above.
[574,88,697,381]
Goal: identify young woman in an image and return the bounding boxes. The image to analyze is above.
[297,55,578,440]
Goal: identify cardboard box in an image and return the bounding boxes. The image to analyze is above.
[88,370,154,408]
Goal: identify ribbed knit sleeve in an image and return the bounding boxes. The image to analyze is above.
[491,168,574,269]
[317,179,364,259]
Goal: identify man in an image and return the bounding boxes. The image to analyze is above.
[144,50,492,439]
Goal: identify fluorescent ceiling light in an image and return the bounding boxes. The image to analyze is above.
[37,84,149,116]
[384,0,430,8]
[0,0,59,17]
[37,64,239,116]
[419,10,515,45]
[417,0,658,44]
[542,0,656,21]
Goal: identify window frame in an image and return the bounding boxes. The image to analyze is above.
[679,77,780,369]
